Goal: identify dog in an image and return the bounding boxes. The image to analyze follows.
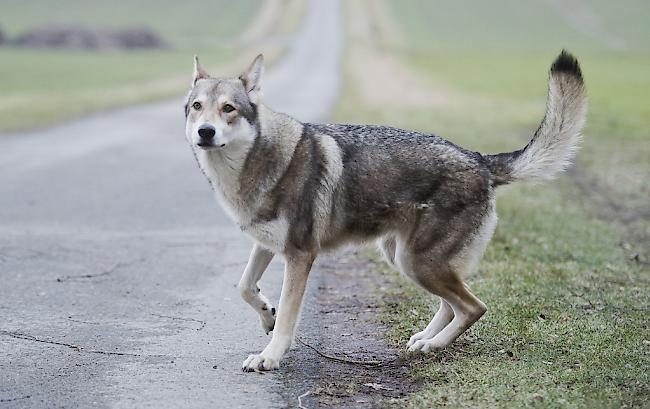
[184,50,586,371]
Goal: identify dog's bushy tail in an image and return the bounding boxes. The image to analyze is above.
[486,50,587,186]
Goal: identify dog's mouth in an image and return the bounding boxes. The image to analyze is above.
[196,142,226,150]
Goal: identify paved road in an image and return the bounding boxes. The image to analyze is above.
[0,0,341,407]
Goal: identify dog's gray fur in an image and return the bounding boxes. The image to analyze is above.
[184,51,587,371]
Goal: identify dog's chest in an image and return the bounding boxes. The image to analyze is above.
[218,195,289,252]
[198,151,289,252]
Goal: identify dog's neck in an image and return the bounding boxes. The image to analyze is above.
[195,104,304,224]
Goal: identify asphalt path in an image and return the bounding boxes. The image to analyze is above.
[0,0,342,407]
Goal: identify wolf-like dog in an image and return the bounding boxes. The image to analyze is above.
[184,51,586,371]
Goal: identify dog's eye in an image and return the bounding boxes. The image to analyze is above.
[222,104,236,113]
[192,102,202,110]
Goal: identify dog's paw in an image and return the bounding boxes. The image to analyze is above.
[406,330,429,348]
[242,353,279,372]
[259,304,276,335]
[407,338,445,353]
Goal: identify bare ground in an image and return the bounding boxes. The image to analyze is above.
[239,0,305,44]
[281,250,419,408]
[344,0,463,110]
[569,166,650,263]
[342,0,542,124]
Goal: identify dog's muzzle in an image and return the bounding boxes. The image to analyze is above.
[197,123,217,148]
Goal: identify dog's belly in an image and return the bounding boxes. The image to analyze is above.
[241,218,289,253]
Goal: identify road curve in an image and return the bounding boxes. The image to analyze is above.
[0,0,341,407]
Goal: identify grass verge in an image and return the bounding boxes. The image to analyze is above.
[335,1,650,407]
[372,181,649,408]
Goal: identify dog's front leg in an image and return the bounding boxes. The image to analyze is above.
[242,251,315,372]
[238,244,276,334]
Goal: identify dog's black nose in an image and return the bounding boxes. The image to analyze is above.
[197,123,216,143]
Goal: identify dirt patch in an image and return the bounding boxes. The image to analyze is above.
[346,44,462,110]
[343,0,473,111]
[569,166,650,263]
[239,0,305,44]
[12,25,167,50]
[281,249,418,408]
[341,0,549,127]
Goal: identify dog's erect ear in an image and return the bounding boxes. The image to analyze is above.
[239,54,264,104]
[192,55,210,86]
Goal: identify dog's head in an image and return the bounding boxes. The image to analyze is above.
[184,55,264,151]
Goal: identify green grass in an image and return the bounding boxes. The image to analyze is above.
[336,1,650,407]
[0,0,262,132]
[371,183,650,408]
[391,0,650,53]
[0,47,239,131]
[387,1,650,232]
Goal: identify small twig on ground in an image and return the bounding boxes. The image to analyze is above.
[297,390,312,409]
[568,289,596,309]
[296,337,396,367]
[150,313,206,331]
[67,317,101,325]
[56,262,124,282]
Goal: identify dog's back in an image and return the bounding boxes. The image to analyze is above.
[305,123,493,250]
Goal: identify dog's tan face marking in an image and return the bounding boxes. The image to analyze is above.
[185,55,264,150]
[185,79,257,150]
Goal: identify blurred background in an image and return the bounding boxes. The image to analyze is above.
[0,0,302,130]
[0,0,647,205]
[0,0,648,407]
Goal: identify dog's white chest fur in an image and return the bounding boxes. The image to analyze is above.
[240,218,289,251]
[196,148,288,252]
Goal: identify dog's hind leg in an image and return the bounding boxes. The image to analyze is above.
[242,251,315,371]
[407,210,497,352]
[407,278,486,352]
[384,235,455,345]
[238,244,276,335]
[400,236,491,352]
[397,205,495,352]
[406,297,454,348]
[397,247,487,353]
